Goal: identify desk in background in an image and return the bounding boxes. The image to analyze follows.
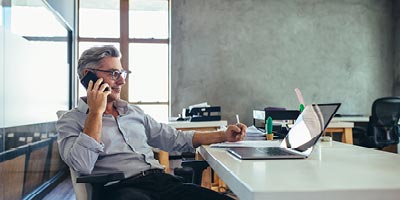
[324,116,369,145]
[167,120,228,131]
[325,121,354,144]
[199,141,400,200]
[332,116,369,123]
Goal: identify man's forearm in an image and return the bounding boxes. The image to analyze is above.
[83,112,103,142]
[192,131,227,148]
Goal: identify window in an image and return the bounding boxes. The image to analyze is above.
[2,0,70,126]
[0,4,3,26]
[79,0,169,122]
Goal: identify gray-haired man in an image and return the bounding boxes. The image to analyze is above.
[57,45,246,200]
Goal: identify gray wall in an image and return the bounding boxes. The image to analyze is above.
[171,0,396,125]
[394,0,400,96]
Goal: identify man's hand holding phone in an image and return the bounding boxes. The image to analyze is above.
[82,74,111,143]
[86,75,111,115]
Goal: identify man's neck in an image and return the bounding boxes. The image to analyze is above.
[105,102,119,117]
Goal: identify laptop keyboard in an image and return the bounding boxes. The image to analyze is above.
[256,147,296,156]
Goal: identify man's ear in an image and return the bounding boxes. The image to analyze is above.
[83,69,90,76]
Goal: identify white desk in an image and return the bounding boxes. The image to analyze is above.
[199,141,400,200]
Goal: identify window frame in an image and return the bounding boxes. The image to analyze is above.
[78,0,170,117]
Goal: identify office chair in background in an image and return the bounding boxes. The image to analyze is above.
[353,97,400,149]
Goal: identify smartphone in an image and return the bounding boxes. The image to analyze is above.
[80,71,109,91]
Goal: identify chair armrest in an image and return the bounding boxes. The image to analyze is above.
[353,126,367,134]
[180,160,209,185]
[181,160,208,170]
[76,171,125,184]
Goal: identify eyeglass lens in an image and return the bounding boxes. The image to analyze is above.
[112,71,128,80]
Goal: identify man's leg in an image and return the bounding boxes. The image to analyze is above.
[102,175,160,200]
[162,183,234,200]
[103,187,155,200]
[102,173,233,200]
[156,173,234,200]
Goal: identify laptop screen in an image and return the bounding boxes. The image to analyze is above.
[280,103,341,152]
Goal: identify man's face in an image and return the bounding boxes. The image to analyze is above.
[94,57,126,102]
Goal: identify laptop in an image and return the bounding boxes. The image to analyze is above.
[227,103,341,160]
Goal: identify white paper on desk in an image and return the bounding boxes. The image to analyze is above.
[246,125,266,137]
[210,140,281,148]
[188,102,210,110]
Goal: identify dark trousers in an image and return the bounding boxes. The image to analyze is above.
[102,173,233,200]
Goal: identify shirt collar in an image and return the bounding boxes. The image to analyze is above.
[77,97,129,115]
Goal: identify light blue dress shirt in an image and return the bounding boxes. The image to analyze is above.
[57,97,195,178]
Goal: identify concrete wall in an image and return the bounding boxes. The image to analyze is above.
[394,1,400,96]
[171,0,395,125]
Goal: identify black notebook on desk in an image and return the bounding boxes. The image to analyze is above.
[227,103,341,160]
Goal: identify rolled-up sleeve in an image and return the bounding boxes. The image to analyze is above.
[143,114,196,153]
[57,112,104,175]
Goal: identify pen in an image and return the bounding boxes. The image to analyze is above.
[236,114,244,140]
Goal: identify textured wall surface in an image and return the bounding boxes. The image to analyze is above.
[171,0,395,125]
[394,1,400,96]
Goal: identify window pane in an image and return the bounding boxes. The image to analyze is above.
[79,0,120,38]
[10,5,66,37]
[133,104,168,123]
[78,42,120,98]
[129,0,168,39]
[3,0,69,126]
[0,4,3,26]
[129,43,168,102]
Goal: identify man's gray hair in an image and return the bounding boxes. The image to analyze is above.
[77,45,121,79]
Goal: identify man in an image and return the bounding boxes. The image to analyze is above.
[57,45,247,200]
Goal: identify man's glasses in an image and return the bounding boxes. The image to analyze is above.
[89,69,131,80]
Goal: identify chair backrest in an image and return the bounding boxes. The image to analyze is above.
[57,110,92,200]
[369,96,400,148]
[70,168,92,200]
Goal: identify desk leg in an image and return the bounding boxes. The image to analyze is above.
[158,150,170,173]
[196,152,212,189]
[382,145,398,153]
[342,128,353,144]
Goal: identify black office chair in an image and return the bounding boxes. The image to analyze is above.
[153,150,209,185]
[75,171,125,200]
[75,160,208,200]
[353,97,400,149]
[174,156,209,185]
